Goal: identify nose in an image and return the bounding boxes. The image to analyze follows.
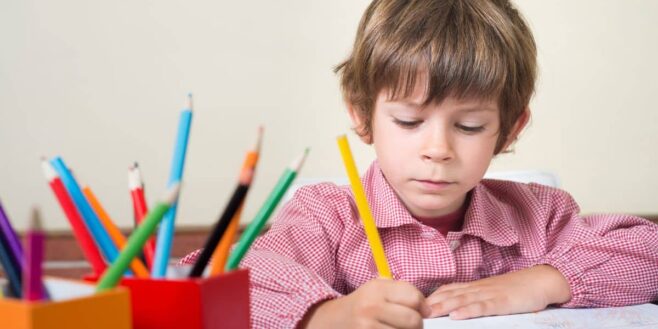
[421,125,454,163]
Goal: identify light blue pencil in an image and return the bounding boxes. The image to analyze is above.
[152,94,193,277]
[50,157,120,265]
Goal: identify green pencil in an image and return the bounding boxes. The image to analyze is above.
[225,148,309,271]
[96,184,180,292]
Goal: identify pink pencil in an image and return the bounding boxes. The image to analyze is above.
[23,208,46,301]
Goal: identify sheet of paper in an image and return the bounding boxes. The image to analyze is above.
[423,304,658,329]
[44,277,96,301]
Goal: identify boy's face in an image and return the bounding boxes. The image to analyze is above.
[358,83,503,218]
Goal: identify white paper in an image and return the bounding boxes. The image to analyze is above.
[424,304,658,329]
[43,277,96,301]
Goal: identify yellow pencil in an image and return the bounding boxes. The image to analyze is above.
[336,135,392,279]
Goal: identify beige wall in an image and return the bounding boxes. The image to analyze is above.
[1,0,656,230]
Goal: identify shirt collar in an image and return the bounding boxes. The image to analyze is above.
[362,161,417,228]
[360,161,519,247]
[459,183,519,247]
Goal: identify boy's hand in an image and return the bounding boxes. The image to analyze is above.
[301,278,431,329]
[426,265,571,320]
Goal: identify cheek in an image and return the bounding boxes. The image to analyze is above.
[457,136,497,169]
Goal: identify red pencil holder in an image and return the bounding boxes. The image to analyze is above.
[87,269,250,329]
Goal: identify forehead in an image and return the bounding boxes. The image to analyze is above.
[378,75,500,111]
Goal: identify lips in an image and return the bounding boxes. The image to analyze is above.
[414,179,455,191]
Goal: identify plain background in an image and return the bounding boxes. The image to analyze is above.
[1,0,657,231]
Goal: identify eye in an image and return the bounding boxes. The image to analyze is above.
[456,123,485,133]
[393,118,422,129]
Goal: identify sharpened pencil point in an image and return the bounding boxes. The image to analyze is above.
[41,159,57,181]
[290,148,310,172]
[30,207,43,231]
[186,93,193,111]
[163,183,181,205]
[255,126,264,153]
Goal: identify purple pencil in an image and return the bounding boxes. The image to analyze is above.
[23,208,46,301]
[0,200,23,268]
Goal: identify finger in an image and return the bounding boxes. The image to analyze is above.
[449,299,498,320]
[426,285,481,306]
[377,303,424,329]
[428,290,488,318]
[383,281,430,315]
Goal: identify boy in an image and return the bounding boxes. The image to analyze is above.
[182,0,658,328]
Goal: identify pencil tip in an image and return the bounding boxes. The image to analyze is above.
[163,183,181,204]
[290,148,310,172]
[41,159,57,180]
[186,93,193,111]
[254,126,264,152]
[30,207,43,230]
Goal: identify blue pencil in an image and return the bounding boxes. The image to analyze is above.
[0,226,21,298]
[50,157,120,266]
[152,94,193,277]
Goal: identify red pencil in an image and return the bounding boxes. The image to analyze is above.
[41,159,107,275]
[129,162,154,269]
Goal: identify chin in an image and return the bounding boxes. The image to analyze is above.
[411,196,461,214]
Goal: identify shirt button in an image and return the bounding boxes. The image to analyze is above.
[449,240,460,251]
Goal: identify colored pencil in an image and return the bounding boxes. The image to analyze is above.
[23,208,46,301]
[97,185,180,292]
[50,157,120,265]
[0,226,21,298]
[41,159,107,275]
[0,200,23,271]
[83,186,149,278]
[225,148,309,271]
[129,163,154,269]
[153,94,194,277]
[209,206,243,276]
[189,146,258,277]
[209,126,263,276]
[337,135,391,279]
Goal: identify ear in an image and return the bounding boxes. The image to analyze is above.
[501,108,530,151]
[346,102,373,144]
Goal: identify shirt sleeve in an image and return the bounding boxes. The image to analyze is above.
[237,185,346,328]
[536,187,658,307]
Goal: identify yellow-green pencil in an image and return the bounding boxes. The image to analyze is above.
[96,184,180,292]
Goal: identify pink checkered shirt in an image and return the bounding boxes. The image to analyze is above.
[181,162,658,328]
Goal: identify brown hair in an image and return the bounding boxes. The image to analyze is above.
[335,0,537,153]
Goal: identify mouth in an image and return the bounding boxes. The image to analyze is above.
[414,179,455,191]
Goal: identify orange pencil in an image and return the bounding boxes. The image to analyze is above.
[209,126,262,276]
[209,206,243,276]
[83,186,150,278]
